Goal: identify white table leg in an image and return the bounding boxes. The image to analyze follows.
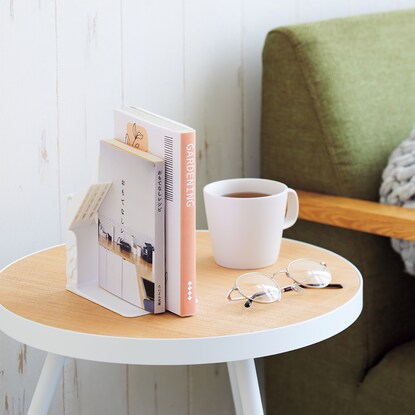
[27,352,66,415]
[227,361,244,415]
[227,359,264,415]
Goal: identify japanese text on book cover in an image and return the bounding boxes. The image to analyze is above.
[97,139,165,314]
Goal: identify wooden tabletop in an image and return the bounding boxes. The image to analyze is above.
[0,232,361,338]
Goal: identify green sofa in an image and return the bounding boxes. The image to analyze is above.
[261,9,415,415]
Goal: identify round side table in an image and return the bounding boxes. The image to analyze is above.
[0,232,362,415]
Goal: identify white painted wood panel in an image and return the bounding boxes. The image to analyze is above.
[68,360,128,415]
[122,0,185,122]
[0,0,60,270]
[128,365,189,414]
[0,338,63,415]
[188,364,235,415]
[56,0,123,237]
[0,0,62,413]
[2,1,415,414]
[184,0,243,229]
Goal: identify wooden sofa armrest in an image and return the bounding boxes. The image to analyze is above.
[297,190,415,242]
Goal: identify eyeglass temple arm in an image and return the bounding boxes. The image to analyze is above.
[281,284,300,292]
[280,282,343,291]
[303,283,343,288]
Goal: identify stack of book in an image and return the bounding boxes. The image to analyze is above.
[96,107,197,317]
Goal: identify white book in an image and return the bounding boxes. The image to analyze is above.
[115,107,196,316]
[98,139,165,314]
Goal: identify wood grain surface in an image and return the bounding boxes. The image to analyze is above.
[298,190,415,241]
[0,232,360,339]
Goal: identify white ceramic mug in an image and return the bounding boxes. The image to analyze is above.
[203,178,299,269]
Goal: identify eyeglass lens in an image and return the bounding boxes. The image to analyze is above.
[287,259,331,288]
[237,273,281,303]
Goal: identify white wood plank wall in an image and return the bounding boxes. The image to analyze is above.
[1,1,414,413]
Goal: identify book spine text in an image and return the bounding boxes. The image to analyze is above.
[180,132,196,315]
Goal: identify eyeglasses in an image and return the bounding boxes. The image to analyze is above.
[227,259,342,308]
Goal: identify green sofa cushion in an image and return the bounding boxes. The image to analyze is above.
[261,9,415,201]
[356,340,415,414]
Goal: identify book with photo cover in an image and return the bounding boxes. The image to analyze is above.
[97,139,165,314]
[114,107,196,317]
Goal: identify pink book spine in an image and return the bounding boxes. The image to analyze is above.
[180,132,196,316]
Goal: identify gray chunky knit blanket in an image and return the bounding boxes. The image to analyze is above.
[380,128,415,275]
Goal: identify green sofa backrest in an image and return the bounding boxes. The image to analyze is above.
[261,9,415,200]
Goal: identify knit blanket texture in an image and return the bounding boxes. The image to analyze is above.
[380,128,415,275]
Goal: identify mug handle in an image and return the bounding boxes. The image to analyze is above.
[283,188,299,230]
